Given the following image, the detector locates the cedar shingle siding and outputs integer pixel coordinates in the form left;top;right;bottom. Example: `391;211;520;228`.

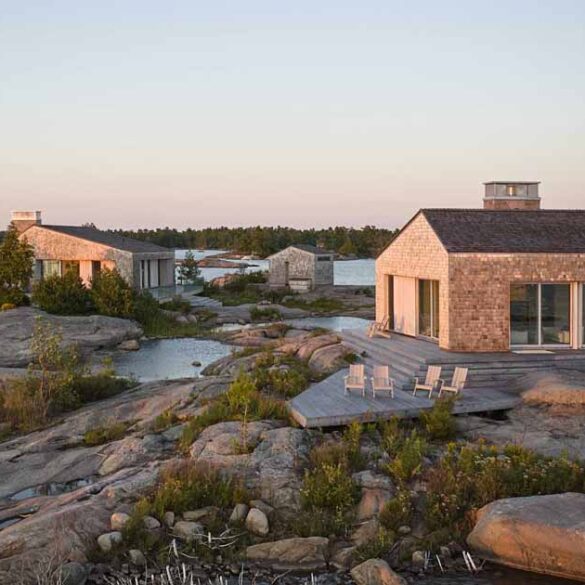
377;209;585;352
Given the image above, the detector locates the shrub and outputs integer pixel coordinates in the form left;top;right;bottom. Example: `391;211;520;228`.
379;489;413;531
152;409;180;432
251;353;312;398
380;416;408;457
385;430;427;483
90;268;134;317
420;397;456;441
250;306;282;322
343;421;366;470
179;372;289;450
146;461;240;519
160;296;191;314
354;527;395;563
299;461;359;536
426;441;585;539
32;272;93;315
83;420;132;446
282;297;345;313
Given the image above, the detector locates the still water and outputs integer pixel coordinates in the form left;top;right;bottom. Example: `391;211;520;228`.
175;250;375;286
112;338;233;382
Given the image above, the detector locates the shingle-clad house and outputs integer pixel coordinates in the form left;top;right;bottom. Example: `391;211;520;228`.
268;244;334;291
12;211;175;290
376;182;585;352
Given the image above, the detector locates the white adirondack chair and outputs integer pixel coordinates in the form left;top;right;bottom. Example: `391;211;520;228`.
438;367;468;397
344;364;366;396
412;365;442;398
367;316;391;339
370;365;395;399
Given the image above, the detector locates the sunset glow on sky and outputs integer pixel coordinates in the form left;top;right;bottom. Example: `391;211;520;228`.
1;1;584;229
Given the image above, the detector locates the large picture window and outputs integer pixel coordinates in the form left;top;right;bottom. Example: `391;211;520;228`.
510;283;570;346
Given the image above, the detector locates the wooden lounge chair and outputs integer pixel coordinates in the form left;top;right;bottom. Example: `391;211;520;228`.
438;367;468;398
370;365;395;399
367;316;391;339
344;364;366;396
412;365;442;398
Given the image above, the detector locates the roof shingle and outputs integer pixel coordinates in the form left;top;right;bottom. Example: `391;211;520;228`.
420;209;585;254
40;225;171;253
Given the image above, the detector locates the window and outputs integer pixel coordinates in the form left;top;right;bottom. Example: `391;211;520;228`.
62;261;80;276
317;256;331;262
510;284;570;346
42;260;61;278
506;185;517;196
418;279;440;339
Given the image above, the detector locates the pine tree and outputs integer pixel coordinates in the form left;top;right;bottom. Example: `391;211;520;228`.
178;250;200;284
0;226;35;306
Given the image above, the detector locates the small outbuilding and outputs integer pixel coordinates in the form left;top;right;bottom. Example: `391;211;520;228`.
268;244;334;291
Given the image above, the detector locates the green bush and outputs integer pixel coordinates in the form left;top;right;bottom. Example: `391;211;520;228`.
83;420;132;446
426;441;585;539
32;272;93;315
145;461;241;519
354;528;395;563
90;268;134;317
160;296;192;314
250;306;282;322
282;297;345;313
420;397;456;441
0;226;34;307
385;430;427;483
152;409;180;432
379;489;413;531
179;372;289;450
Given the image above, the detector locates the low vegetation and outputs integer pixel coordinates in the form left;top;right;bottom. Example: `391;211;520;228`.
83;420;133;446
295;423;364;537
250;306;282;322
425;441;585;538
0;319;134;435
281;297;346;313
179;371;290;450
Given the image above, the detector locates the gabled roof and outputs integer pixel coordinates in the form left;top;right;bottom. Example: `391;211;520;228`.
418;209;585;254
36;225;170;253
268;244;333;259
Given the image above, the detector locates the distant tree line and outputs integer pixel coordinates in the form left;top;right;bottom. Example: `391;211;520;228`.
112;225;399;258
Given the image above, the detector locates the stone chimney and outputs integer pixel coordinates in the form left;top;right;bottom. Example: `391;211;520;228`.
483;182;541;210
11;211;42;234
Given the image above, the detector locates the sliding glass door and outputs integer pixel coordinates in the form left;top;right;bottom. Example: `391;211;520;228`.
510;284;570;346
418;279;439;339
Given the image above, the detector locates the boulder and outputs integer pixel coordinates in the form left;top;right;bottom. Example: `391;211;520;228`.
0;307;143;368
183;506;219;524
61;561;89;585
245;508;269;536
173;521;204;542
351;517;380;547
97;531;123;553
129;549;147;567
296;334;339;361
229;503;249;524
246;537;329;571
249;499;275;520
189;422;310;512
110;512;131;531
118;339;140;351
351;559;406;585
142;515;161;530
356;488;393;522
163;511;175;528
467;492;585;582
331;546;355;570
308;343;352;375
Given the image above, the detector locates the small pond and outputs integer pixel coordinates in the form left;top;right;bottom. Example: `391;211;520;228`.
285;315;371;332
112;338;233;382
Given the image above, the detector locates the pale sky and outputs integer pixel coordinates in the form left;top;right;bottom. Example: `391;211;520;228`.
1;0;584;230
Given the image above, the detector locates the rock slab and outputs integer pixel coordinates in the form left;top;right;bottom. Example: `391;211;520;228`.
467;492;585;582
246;537;329;571
351;559;406;585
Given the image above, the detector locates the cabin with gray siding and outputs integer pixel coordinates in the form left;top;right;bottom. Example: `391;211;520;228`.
268;244;334;291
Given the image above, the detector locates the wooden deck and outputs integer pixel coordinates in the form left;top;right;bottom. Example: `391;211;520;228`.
289;328;585;428
289;369;519;428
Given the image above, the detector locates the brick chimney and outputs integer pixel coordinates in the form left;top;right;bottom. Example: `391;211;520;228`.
483;182;541;210
11;211;42;234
